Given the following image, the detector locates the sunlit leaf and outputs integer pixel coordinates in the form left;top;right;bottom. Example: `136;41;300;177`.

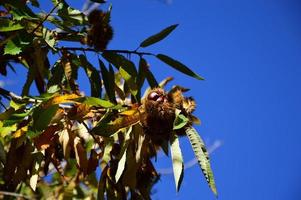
115;127;132;182
0;19;24;32
29;173;39;191
4;39;22;55
100;141;113;169
42;28;56;49
44;93;80;107
185;126;217;196
91;111;141;137
170;133;184;192
140;24;178;48
13;126;28;138
173;109;189;130
74;137;88;174
76;97;115;108
102;52;138;96
157;54;204;80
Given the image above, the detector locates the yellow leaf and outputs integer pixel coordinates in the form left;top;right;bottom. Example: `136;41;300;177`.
13;126;28;138
120;109;139;116
44;94;80;108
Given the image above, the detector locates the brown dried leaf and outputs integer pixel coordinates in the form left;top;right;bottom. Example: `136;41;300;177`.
34;125;60;150
74;137;88;175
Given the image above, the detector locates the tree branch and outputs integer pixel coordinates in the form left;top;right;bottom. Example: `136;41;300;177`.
0;87;41;104
58;47;155;56
0;191;31;200
31;2;60;34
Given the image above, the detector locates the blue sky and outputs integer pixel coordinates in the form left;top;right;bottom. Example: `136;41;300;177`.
2;0;301;199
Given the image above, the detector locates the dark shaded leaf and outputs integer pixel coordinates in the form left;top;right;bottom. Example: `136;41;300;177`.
102;52;138;96
7;0;37;20
79;55;102;97
140;24;178;48
140;58;158;88
32;105;59;131
22;66;35;96
157;54;204;80
99;59;116;103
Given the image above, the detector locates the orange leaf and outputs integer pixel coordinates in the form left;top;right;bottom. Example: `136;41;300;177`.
34;125;60;150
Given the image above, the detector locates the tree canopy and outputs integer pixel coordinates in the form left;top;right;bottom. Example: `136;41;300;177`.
0;0;217;199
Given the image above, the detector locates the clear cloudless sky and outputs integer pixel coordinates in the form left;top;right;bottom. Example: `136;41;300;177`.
2;0;301;199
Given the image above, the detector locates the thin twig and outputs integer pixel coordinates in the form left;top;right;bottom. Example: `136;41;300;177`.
30;2;60;34
0;191;31;199
58;47;155;56
0;87;41;104
82;121;103;148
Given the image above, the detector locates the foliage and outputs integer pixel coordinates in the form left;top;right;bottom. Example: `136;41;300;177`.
0;0;216;199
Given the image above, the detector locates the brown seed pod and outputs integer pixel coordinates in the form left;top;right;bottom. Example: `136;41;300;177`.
142;88;175;145
87;9;114;51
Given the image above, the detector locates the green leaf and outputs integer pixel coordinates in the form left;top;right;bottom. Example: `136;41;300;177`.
115;127;132;182
100;141;113;169
4;33;31;55
140;24;178;48
119;66;137;96
8;0;37;20
99;59;116;103
102;52;138;96
22;64;35;96
170;133;184;192
173;109;189;130
76;97;115;108
0;19;24;32
33;105;59;132
140;58;158;88
91;111;140;137
48;60;65;88
136;58;147;101
4;40;22;55
42;28;56;49
185;126;217;196
56;1;87;26
157;54;204;80
79;55;102;97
